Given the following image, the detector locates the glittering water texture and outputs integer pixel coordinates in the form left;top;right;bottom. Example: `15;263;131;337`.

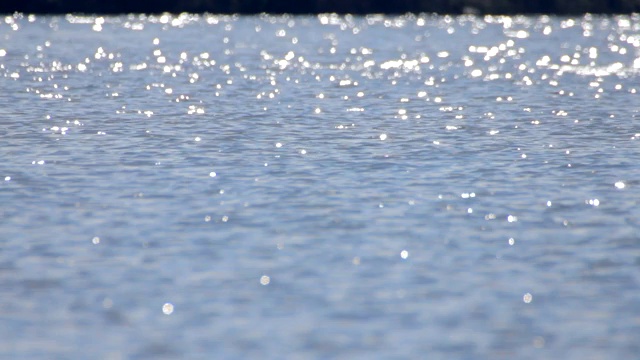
1;13;640;359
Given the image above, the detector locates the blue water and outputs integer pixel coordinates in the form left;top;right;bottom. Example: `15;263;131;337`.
1;13;640;359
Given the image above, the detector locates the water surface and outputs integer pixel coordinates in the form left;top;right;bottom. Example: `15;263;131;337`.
1;13;640;359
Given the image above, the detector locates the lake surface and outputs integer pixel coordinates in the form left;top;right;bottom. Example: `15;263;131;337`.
1;13;640;359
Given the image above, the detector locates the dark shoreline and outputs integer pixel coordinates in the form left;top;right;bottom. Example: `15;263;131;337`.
1;0;640;16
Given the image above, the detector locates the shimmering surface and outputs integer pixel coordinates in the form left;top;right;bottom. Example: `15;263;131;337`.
1;13;640;359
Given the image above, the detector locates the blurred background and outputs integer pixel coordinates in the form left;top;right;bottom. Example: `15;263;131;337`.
1;0;640;15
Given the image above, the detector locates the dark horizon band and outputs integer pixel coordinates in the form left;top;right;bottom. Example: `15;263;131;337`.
1;0;639;16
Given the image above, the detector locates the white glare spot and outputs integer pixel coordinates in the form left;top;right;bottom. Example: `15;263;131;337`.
162;303;174;315
508;238;515;245
194;136;201;142
547;201;552;207
533;336;545;348
4;176;10;181
507;215;518;222
614;181;625;189
275;142;283;148
102;298;113;309
92;237;100;245
260;275;270;285
209;172;217;177
400;250;409;259
204;215;211;222
300;149;307;155
588;199;600;206
523;293;533;303
379;133;387;140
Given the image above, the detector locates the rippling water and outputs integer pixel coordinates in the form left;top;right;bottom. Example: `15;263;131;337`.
1;13;640;359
